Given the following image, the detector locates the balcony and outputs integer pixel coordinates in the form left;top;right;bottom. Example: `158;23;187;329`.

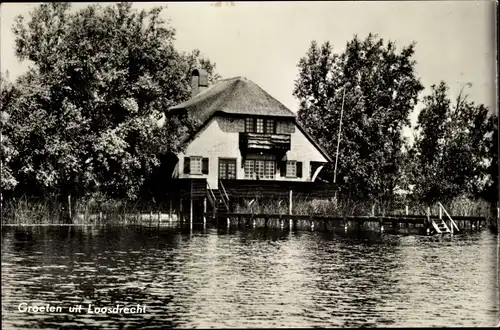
239;132;291;153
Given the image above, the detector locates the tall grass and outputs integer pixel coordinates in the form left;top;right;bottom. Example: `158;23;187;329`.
1;193;495;226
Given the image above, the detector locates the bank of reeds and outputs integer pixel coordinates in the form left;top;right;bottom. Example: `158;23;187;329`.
1;193;495;227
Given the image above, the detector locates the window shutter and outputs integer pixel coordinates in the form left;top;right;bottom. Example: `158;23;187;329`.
296;162;303;178
184;157;191;174
280;161;286;177
202;158;209;174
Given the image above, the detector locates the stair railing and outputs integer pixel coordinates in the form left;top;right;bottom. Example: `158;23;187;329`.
206;182;217;209
438;202;460;234
219;180;230;211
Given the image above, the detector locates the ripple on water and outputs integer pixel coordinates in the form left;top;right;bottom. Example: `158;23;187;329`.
1;227;498;329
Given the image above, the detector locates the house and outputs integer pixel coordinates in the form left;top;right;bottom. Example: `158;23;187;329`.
165;69;336;205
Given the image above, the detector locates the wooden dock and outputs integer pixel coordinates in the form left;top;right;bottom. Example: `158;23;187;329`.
208;212;486;234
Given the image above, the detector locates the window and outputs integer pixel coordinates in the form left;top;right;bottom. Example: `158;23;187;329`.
245;118;254;132
286;160;297;177
265;119;275;134
264;161;275;179
256;118;264;133
184;157;209;175
219;159;236;179
245;159;275;179
281;160;303;178
190;156;202;174
244;160;255;179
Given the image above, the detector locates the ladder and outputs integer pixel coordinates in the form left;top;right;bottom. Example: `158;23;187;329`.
431;218;451;234
430;202;460;234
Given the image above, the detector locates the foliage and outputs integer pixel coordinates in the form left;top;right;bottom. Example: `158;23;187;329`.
293;34;424;203
6;2;219;208
409;82;496;205
1;75;19;192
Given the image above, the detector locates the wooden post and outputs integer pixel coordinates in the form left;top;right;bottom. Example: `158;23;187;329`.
439;205;442;221
179;198;183;222
405;205;409;216
289;190;293;218
289;218;293;231
169;199;173;222
158;211;161;228
189;198;193;224
203;198;207;225
99;212;102;223
68;194;72;220
149;211;153;227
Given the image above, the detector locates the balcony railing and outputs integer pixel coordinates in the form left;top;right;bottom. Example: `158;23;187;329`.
239;132;291;152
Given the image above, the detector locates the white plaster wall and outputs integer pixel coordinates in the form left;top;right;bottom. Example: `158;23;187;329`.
177;115;328;187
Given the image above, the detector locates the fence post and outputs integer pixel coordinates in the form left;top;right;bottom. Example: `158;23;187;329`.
405;205;409;216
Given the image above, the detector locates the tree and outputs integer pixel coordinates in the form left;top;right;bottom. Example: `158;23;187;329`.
8;2;220;219
410;82;495;205
1;74;19;194
293;34;424;205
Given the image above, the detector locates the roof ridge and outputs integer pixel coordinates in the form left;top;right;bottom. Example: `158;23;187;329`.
219;76;245;82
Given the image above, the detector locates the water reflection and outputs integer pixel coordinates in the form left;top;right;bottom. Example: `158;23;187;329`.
1;226;499;329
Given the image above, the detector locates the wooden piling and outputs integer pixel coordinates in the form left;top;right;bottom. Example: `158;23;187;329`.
189;198;193;224
203;198;207;224
169;199;173;222
149;211;153;227
179;198;183;222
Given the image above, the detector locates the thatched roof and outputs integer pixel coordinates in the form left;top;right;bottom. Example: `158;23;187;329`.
169;76;296;122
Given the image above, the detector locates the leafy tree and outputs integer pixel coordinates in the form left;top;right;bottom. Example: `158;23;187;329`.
410;82;495;205
8;2;219;219
293;34;424;205
1;74;19;194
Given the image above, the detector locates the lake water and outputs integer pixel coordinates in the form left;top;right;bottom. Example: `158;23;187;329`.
1;225;499;328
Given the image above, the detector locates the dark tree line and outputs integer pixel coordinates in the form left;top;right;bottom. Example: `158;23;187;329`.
294;34;497;209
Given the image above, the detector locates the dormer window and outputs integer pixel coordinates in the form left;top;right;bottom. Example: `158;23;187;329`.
245;117;275;134
256;118;264;133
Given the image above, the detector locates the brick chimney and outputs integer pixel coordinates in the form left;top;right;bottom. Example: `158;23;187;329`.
191;69;209;97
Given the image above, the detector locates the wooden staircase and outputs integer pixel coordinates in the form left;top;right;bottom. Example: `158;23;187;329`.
429;202;460;235
206;181;230;213
431;218;451;234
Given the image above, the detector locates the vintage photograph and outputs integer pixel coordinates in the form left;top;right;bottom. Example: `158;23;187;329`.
1;1;498;328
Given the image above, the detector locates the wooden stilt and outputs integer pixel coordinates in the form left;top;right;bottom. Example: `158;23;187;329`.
179;198;183;222
169;199;173;222
203;198;207;225
189;198;193;224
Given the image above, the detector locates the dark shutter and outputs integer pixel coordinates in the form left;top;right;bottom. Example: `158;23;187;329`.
202;158;209;174
280;161;286;177
184;157;191;174
296;162;303;178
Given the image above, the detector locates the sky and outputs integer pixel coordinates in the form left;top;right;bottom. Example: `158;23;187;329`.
0;1;497;141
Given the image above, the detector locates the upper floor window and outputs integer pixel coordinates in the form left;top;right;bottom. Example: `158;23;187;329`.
245;117;275;134
256;118;264;133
